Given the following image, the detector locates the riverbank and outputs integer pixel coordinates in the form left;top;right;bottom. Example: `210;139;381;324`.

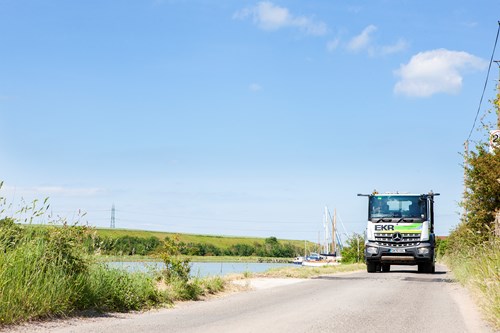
97;255;294;263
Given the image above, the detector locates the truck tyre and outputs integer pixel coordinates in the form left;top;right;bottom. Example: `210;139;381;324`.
367;262;377;273
381;264;390;272
418;263;434;273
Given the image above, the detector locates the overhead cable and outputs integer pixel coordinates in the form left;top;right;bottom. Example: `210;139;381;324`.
467;21;500;142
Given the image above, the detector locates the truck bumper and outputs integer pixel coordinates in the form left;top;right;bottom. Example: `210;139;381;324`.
364;242;434;265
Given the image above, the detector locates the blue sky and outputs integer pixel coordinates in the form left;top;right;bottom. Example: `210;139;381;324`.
1;0;499;242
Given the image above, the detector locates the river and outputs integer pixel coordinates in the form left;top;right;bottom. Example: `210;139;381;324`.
107;261;297;277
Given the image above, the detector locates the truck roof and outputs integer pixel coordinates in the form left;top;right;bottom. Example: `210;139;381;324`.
357;192;439;197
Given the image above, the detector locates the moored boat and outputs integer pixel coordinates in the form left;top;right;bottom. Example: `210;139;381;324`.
292;256;304;264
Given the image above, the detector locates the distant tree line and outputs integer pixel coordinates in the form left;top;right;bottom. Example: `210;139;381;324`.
89;235;301;258
90;235;162;256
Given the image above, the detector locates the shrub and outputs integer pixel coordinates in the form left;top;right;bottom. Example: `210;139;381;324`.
340;233;365;264
161;237;191;283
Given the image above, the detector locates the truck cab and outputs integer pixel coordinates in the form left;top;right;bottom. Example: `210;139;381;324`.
358;192;439;273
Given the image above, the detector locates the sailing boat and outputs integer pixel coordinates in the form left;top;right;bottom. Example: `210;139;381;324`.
302;207;341;267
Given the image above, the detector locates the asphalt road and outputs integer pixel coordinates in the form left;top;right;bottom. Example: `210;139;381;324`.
9;264;495;333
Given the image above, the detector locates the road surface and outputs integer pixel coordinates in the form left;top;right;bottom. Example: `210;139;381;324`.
8;264;495;333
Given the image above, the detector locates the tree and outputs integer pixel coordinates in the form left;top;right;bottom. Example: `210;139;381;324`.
340;233;365;263
462;144;500;238
449;83;500;251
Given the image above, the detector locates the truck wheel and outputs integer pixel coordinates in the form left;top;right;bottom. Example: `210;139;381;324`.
418;263;434;273
367;262;377;273
381;264;390;272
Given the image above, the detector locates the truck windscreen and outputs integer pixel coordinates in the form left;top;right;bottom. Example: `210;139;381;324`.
369;195;427;220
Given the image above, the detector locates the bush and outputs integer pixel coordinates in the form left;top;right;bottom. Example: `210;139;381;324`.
340;233;365;264
161;237;191;283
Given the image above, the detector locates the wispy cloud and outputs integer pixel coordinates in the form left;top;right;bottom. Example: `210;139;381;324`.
0;95;15;101
380;39;409;55
3;185;106;197
233;1;327;36
249;83;262;92
394;49;487;97
326;38;340;52
341;25;408;56
347;25;377;52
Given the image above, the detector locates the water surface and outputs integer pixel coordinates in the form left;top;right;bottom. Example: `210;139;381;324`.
107;261;296;277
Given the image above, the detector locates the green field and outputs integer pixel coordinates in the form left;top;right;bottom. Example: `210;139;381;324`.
94;227;314;251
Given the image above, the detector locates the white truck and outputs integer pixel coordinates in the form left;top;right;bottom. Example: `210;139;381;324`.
358;192;439;273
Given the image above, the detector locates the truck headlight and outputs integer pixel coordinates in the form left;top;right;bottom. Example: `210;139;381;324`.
366;246;378;254
418;247;430;255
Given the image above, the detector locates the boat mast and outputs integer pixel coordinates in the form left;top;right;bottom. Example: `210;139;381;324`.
323;206;330;254
332;208;337;256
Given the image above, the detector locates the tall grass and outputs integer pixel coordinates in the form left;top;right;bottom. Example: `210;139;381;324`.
81;265;164;311
0;218;228;326
0;220;91;324
445;236;499;330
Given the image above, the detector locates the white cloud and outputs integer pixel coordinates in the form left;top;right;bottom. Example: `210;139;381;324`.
249;83;262;92
394;49;487;97
233;2;327;36
347;25;377;52
326;38;340;52
380;39;409;55
343;26;407;56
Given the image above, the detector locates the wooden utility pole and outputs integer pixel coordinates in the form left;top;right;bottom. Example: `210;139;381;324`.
495;61;500;129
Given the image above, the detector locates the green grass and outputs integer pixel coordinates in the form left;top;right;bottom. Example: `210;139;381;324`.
256;263;365;279
0;222;225;326
444;238;499;330
94;227;312;250
0;220;362;328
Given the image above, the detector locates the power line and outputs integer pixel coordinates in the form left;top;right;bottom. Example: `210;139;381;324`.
467;21;500;142
114;209;321;224
113;210;367;225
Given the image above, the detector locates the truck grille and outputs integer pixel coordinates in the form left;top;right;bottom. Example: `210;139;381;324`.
374;233;421;247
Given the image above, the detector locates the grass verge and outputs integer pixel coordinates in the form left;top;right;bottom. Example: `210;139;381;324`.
0;221;226;327
0;219;362;327
236;263;365;279
444;238;499;330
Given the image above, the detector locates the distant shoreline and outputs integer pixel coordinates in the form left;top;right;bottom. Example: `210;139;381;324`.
96;254;294;263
